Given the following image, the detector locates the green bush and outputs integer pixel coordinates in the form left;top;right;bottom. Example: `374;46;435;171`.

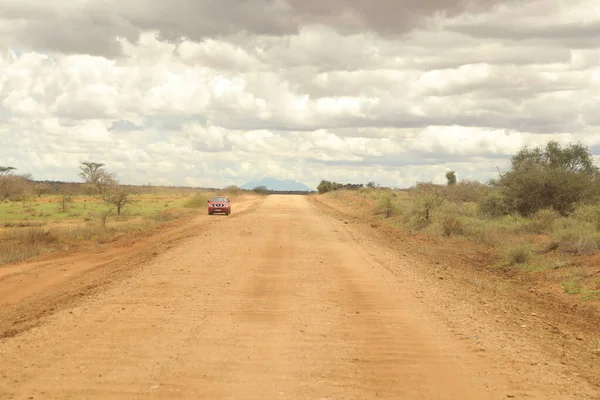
551;225;600;255
498;141;599;216
520;209;561;234
442;214;464;237
252;186;270;195
411;193;444;229
184;193;211;208
376;191;395;218
444;180;490;203
572;203;600;231
478;191;509;218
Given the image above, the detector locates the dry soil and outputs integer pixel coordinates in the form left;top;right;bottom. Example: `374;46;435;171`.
0;195;598;399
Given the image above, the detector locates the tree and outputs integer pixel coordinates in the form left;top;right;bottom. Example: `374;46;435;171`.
79;161;116;195
412;182;445;227
317;180;335;194
366;181;380;189
316;180;363;194
499;141;599;216
0;167;33;202
103;186;133;216
445;171;457;186
252;185;270;194
511;141;597;174
57;184;77;212
0;166;16;176
33;183;52;197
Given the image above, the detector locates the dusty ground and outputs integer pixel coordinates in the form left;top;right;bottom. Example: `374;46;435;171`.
0;195;598;399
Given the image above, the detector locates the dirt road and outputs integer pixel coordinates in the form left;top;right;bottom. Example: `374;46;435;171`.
0;195;597;399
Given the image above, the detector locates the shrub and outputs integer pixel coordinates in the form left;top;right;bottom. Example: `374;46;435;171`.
411;193;444;229
551;226;600;255
478;191;509;219
498;141;599;216
184;193;211;208
520;209;561;234
252;186;270;195
445;180;490;203
223;185;242;195
572;204;600;231
442;214;464;237
150;210;178;224
0;227;57;265
376;191;395;218
4;227;58;245
317;180;364;194
0;242;47;264
505;244;533;265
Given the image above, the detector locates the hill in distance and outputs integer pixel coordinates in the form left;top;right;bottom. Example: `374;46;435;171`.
240;178;314;192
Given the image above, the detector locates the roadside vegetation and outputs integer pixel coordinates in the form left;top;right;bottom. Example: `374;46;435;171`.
0;162;250;265
317;141;600;302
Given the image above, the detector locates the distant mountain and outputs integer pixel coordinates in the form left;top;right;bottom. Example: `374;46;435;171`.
240;178;314;192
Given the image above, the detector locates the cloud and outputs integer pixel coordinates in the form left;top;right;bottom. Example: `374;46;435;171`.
0;0;506;57
1;0;600;189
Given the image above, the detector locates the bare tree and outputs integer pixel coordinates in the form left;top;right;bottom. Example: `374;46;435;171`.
57;184;77;213
103;185;133;216
79;161;116;195
58;192;73;213
99;209;113;227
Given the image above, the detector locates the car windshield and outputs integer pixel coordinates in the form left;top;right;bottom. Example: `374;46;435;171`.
211;197;228;202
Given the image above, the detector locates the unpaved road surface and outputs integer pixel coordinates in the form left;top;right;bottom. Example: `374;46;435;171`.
0;195;598;399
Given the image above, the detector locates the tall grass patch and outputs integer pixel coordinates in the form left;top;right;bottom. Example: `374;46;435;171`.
550;219;600;255
375;190;396;218
184;193;212;208
505;244;533;265
1;227;58;264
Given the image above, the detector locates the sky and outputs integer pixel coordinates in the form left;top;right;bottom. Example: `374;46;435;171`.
1;0;600;189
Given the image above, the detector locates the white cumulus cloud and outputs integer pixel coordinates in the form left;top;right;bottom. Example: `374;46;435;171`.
1;0;600;189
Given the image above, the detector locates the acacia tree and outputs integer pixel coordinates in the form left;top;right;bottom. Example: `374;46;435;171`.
79;161;116;195
33;183;52;197
499;141;599;216
0;166;16;176
103;185;133;216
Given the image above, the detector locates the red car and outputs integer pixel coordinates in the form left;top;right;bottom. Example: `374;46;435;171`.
207;196;232;215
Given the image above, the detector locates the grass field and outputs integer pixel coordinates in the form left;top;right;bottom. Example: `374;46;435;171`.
323;187;600;303
0;194;194;224
0;189;236;265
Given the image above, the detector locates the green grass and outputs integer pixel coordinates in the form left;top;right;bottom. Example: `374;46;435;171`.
0;207;196;266
582;289;600;301
184;193;212;208
323;187;600;304
504;244;533;266
0;193;205;266
563;280;583;294
0;194;192;223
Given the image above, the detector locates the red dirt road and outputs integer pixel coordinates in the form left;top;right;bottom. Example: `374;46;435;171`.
0;195;598;399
